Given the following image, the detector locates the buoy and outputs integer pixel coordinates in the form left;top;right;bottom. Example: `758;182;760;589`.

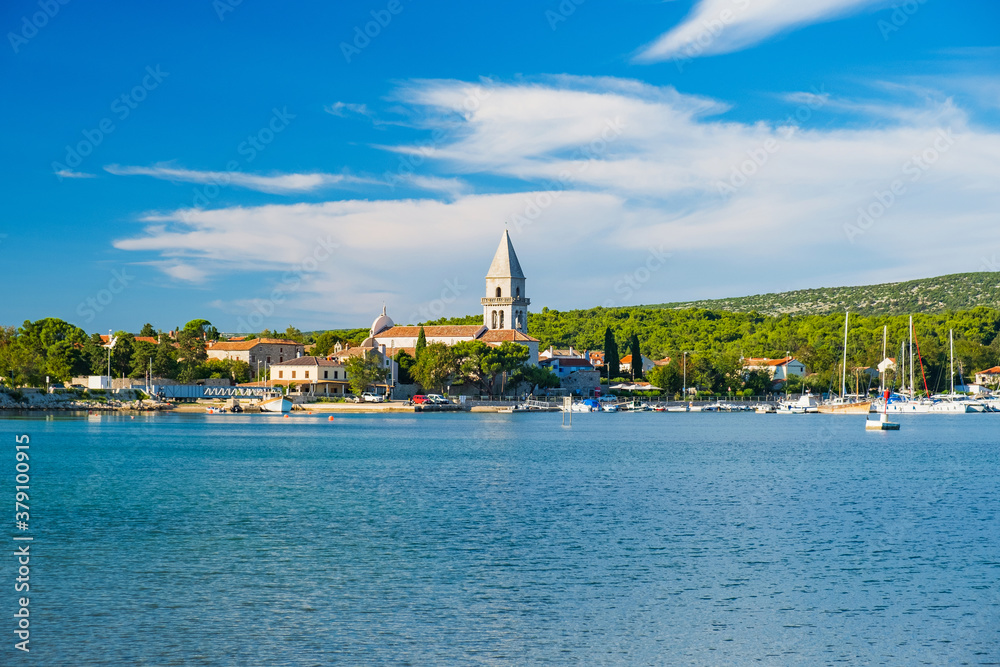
328;415;334;421
284;414;290;419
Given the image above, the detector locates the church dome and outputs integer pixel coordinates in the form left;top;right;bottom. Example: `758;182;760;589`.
370;305;394;336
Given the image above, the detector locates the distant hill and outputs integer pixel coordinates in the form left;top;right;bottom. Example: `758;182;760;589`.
649;273;1000;316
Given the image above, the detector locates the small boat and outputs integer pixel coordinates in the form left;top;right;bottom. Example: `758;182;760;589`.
601;404;619;413
817;397;872;414
205;406;226;414
755;404;776;414
259;396;292;413
777;392;819;414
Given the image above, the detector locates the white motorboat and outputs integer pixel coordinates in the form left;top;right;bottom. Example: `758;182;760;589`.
259;395;292;413
777;392;819;414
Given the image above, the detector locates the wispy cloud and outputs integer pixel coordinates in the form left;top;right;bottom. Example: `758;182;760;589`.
324;101;373;118
112;77;1000;325
54;169;96;179
104;164;372;194
634;0;888;63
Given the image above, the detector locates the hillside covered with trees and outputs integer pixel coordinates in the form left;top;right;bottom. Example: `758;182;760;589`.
423;305;1000;396
651;272;1000;316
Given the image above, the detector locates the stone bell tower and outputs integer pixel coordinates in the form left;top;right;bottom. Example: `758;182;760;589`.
482;230;529;333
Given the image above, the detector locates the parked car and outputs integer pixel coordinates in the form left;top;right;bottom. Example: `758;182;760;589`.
411;395;430;404
361;392;384;403
425;394;450;405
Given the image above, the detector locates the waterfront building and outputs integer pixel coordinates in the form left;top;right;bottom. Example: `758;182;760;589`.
206;337;305;369
741;356;806;380
620;354;655;375
268;356;350;396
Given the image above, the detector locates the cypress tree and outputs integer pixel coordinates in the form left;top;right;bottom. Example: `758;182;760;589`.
629;332;642;380
415;326;427;362
604;326;620;381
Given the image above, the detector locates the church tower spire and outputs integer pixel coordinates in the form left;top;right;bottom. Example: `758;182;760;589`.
482;230;529;333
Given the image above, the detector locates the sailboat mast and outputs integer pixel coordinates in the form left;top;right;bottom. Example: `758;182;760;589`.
909;315;914;398
950;329;954;395
841;310;849;399
881;325;887;394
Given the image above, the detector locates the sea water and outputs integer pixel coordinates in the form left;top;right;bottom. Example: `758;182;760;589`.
1;411;998;665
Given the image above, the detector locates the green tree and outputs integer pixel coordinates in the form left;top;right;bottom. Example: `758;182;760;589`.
604;327;619;380
411;342;455;393
183;319;219;341
312;331;344;357
107;331;135;378
344;350;388;396
394;350;416;384
129;340;158;378
176;329;208;383
139;323;157;337
151;335;179;378
283;326;305;343
628;332;642;380
452;340;529;397
415;327;427;361
647;360;681;394
509;364;561;394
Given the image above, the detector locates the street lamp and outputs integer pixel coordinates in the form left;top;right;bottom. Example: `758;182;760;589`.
682;351;687;401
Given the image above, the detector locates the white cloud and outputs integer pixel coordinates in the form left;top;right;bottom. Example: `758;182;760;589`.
54;169;96;179
634;0;888;63
160;263;209;283
113;77;1000;329
104;164;372;194
324;102;373;118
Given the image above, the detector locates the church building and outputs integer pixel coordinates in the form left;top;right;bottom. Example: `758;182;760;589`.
369;231;539;364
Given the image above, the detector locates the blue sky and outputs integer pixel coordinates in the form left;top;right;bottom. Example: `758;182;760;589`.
3;0;999;334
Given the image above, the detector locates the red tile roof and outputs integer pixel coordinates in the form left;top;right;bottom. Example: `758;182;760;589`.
100;335;159;344
208;338;303;351
743;356;796;367
977;366;1000;375
377;325;486;338
478;329;539;343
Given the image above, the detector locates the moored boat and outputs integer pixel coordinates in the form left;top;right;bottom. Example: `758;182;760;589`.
259;395;292;413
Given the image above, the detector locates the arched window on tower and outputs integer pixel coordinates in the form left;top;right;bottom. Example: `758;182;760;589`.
496;287;501;298
492;310;498;329
499;311;504;329
515;287;520;298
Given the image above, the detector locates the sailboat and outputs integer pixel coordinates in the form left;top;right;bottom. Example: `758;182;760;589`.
928;330;985;413
818;310;872;414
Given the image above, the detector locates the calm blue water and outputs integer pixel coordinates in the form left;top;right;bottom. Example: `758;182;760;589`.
2;411;999;665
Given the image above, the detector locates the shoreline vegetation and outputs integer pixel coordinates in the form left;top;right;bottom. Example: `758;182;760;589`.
3;273;1000;400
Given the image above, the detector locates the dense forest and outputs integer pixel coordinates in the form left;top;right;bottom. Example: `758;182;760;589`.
653;272;1000;316
4;301;1000;397
422;306;1000;395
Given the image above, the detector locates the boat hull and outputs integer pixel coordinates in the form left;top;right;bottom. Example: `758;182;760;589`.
259;397;292;413
818;401;872;414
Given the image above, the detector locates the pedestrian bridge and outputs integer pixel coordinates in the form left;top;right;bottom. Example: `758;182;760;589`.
152;385;273;399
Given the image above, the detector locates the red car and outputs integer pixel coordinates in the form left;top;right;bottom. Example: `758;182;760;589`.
411;395;430;404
